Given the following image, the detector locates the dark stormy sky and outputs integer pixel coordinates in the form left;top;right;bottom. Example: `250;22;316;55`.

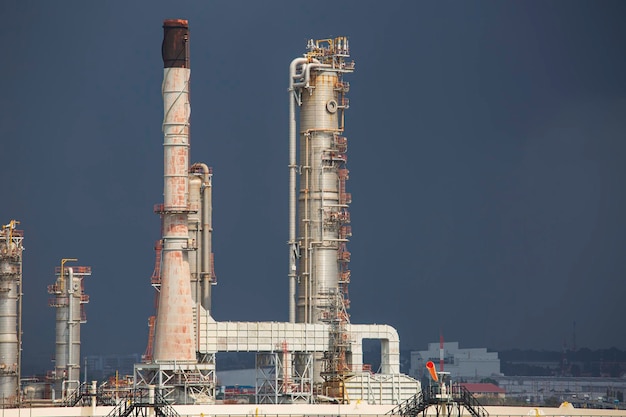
2;1;625;374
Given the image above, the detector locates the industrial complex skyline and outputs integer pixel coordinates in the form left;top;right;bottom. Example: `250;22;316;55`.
1;1;625;375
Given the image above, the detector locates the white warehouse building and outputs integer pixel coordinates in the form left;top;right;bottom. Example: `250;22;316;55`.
410;342;501;380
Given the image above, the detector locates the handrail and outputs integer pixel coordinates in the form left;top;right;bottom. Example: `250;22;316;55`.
105;389;181;417
387;384;488;417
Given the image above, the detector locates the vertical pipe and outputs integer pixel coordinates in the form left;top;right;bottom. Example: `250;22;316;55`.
70;269;81;387
190;162;213;312
54;269;68;396
67;267;73;389
15;236;24;407
153;19;196;362
288;58;307;323
200;165;212;312
16;240;22;405
188;175;202;303
64;267;81;391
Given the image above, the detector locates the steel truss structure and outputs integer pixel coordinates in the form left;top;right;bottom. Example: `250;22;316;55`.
133;358;216;405
256;351;313;404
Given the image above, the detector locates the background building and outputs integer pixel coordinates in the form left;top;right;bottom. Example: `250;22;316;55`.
410;342;501;380
492;375;626;406
84;354;141;381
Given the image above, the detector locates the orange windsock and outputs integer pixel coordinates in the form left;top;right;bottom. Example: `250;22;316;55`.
426;361;438;382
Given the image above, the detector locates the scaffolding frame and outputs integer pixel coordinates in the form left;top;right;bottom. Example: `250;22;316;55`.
319;288;353;403
133;358;216;405
256;351;313;404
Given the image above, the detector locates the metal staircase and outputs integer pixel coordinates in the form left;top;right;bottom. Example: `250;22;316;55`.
387;384;488;417
105;390;180;417
388;390;429;416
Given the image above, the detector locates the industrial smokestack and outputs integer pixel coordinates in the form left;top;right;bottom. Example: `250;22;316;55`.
153;19;196;362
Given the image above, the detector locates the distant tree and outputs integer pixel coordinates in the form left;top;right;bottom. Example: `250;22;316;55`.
480;377;498;386
591;362;601;377
575;347;593;362
544;396;560;407
501;363;553;377
609;363;622;378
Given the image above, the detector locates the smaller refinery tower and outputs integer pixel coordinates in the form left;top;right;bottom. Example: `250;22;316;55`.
47;259;91;399
0;220;23;404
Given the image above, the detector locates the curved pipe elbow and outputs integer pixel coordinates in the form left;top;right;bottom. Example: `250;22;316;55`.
289;58;308;90
290;58;329;90
190;162;211;185
190;162;209;174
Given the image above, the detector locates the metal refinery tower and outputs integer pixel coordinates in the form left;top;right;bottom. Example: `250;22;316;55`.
288;38;354;326
0;221;23;403
47;259;91;399
288;39;355;395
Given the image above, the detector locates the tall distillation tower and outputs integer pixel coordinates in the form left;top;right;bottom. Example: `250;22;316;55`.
47;259;91;399
288;38;354;393
0;220;23;403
